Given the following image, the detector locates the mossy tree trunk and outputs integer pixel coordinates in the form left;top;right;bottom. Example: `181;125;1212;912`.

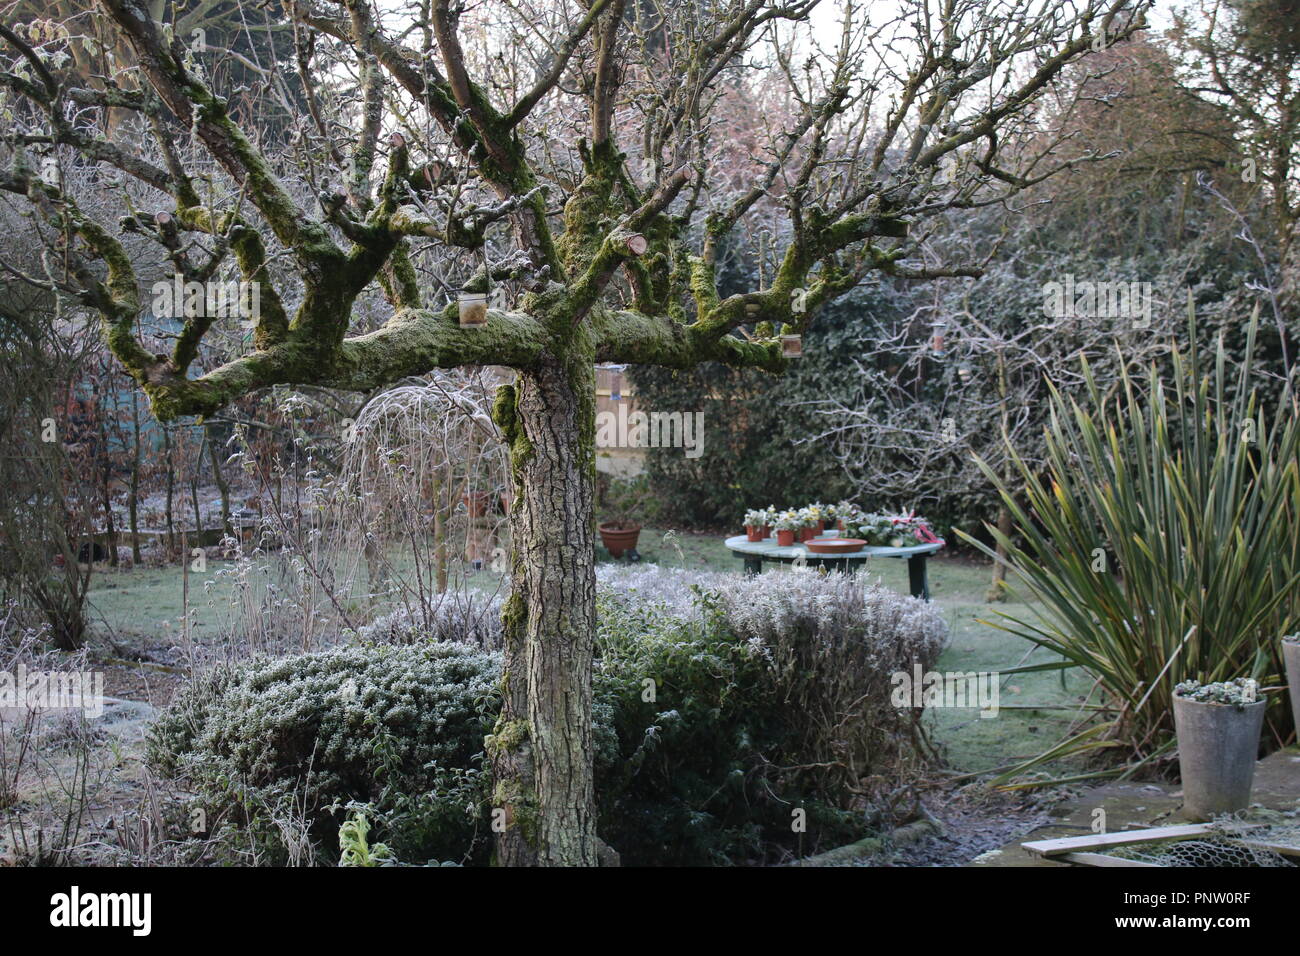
490;336;598;866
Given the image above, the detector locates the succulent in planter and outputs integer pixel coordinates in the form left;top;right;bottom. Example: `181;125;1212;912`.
1172;677;1268;822
1173;677;1261;709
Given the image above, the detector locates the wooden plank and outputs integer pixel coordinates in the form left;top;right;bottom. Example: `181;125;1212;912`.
1022;824;1215;858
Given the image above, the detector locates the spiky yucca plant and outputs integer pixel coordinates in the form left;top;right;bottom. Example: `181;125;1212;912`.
964;307;1300;778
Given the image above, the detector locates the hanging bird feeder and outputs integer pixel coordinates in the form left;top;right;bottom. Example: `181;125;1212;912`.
931;319;947;354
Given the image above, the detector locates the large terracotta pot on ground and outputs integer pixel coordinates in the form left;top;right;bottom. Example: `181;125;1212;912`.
599;522;641;558
1172;695;1266;822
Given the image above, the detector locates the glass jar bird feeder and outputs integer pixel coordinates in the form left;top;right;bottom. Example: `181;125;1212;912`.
458;290;488;327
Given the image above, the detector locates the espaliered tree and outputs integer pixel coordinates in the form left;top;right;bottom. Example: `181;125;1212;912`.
0;0;1148;864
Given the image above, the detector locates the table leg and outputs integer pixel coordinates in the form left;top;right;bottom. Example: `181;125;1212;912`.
743;556;763;576
908;554;930;600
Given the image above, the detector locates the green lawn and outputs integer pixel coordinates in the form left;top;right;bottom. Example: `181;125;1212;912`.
87;527;1090;777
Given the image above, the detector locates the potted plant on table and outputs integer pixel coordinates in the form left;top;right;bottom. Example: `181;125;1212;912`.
743;508;768;542
845;512;888;546
834;501;860;532
805;502;829;536
796;506;819;542
773;510;801;547
1172;678;1268;822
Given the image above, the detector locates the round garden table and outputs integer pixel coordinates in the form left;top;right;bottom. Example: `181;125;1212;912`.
724;533;944;600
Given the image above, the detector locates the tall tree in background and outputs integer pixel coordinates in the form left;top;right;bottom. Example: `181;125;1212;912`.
1171;0;1300;306
1;0;1148;864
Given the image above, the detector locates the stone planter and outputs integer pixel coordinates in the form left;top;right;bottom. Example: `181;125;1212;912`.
1173;695;1266;822
1284;639;1300;733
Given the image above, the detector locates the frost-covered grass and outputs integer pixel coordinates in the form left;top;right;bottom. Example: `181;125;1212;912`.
86;530;1080;777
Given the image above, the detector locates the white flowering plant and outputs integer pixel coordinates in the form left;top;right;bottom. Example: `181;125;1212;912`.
772;510;803;532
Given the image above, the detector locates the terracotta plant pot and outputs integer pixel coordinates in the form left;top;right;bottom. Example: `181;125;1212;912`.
599;522;641;558
776;529;796;547
745;525;763;542
798;526;816;542
814;520;825;535
762;525;772;538
462;491;492;517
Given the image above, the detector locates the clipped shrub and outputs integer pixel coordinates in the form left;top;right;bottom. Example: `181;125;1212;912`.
593;568;947;863
356;590;504;649
150;569;947;865
146;642;501;865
